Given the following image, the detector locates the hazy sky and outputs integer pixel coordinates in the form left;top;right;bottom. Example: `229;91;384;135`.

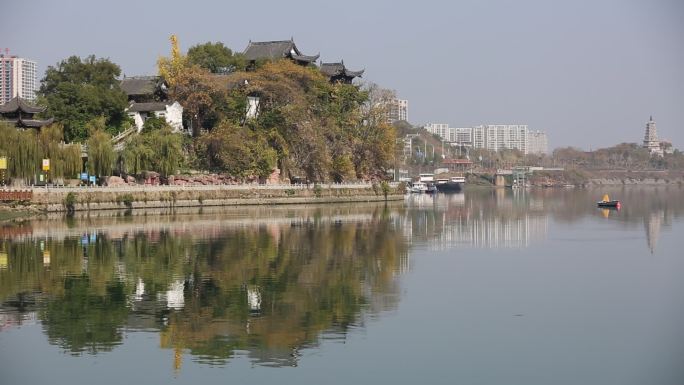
2;0;682;150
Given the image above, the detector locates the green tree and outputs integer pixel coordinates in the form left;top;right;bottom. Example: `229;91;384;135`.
187;41;246;73
38;55;128;142
0;123;41;184
196;121;276;180
121;134;153;175
39;124;82;180
147;126;184;179
86;118;115;179
121;122;184;179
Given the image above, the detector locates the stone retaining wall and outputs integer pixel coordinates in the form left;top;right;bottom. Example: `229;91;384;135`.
27;184;403;212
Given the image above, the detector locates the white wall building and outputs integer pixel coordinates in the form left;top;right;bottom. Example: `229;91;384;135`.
0;55;38;104
127;101;184;133
427;123;548;155
527;130;548;155
425;123;473;145
476;124;528;154
387;99;408;123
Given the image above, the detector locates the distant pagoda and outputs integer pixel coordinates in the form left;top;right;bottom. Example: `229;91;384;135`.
243;39;319;68
643;115;663;156
0;97;53;129
319;60;364;84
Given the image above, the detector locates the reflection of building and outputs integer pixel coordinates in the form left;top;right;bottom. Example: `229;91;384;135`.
403;194;548;249
0;54;38;103
427;214;547;249
644;211;663;254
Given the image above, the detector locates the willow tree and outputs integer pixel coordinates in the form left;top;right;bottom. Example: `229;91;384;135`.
121;134;153;176
0;123;41;184
39;124;83;180
86;118;115;179
147;126;184;179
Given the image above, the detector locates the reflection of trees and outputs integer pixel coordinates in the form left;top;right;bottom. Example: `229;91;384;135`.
40;276;128;354
160;214;407;367
0;207;408;366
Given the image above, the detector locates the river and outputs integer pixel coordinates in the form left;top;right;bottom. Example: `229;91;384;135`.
1;186;683;385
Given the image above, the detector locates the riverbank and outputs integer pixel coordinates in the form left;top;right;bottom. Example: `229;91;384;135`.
1;183;404;214
464;169;684;187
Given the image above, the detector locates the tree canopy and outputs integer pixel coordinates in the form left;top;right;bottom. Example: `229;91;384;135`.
38;55;128;142
187;41;245;74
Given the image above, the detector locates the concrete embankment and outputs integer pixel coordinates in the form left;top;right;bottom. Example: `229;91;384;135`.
21;183;403;212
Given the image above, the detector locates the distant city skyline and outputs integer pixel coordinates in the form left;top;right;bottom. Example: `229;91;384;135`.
1;0;682;150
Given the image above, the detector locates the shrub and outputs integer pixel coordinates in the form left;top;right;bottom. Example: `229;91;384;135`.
380;181;391;200
117;193;134;209
63;192;77;214
313;183;323;198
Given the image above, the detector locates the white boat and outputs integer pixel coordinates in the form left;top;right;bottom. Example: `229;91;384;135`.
418;173;435;182
409;181;428;193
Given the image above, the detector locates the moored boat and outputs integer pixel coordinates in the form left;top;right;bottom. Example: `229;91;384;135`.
409;181;428;193
597;194;621;208
436;176;465;193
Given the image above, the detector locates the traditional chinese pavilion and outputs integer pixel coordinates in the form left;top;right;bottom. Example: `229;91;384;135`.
0;97;53;129
319;61;364;84
243;39;319;67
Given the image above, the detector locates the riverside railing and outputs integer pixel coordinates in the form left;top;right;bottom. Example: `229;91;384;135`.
24;182;399;193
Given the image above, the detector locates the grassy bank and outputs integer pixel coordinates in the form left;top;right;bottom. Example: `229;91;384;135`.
0;207;40;222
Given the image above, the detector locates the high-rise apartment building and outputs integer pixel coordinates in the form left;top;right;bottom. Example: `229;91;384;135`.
476;124;528;154
386;99;408;123
426;123;548;155
527;130;548;155
424;123;472;145
0;54;38;104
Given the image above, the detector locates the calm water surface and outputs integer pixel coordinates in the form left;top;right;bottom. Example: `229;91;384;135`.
1;187;683;385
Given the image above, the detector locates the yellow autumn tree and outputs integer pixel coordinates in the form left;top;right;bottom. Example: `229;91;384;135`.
157;34;188;87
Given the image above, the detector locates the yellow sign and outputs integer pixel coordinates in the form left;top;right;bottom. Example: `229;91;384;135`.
0;157;6;170
42;159;50;171
0;252;7;269
43;251;51;266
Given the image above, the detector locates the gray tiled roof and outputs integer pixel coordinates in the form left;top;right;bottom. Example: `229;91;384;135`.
127;101;173;112
243;40;319;63
120;76;164;96
0;97;45;114
19;117;54;128
320;61;364;78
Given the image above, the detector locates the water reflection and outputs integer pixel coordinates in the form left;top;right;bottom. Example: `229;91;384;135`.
0;205;409;369
404;192;548;249
403;186;683;252
1;186;683;371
